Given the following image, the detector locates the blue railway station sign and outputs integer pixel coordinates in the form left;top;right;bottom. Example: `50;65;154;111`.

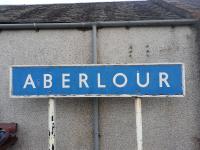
10;64;185;97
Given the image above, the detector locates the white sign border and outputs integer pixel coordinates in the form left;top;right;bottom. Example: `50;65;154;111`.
10;63;185;98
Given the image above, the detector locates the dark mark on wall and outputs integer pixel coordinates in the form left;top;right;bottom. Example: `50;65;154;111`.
129;45;133;58
146;44;150;57
146;49;150;57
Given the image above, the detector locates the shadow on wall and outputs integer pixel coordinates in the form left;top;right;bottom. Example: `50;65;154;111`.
193;137;200;150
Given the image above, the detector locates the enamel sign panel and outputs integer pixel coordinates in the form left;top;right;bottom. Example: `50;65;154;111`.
10;64;185;98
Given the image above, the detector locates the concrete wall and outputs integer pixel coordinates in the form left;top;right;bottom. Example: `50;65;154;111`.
0;26;199;150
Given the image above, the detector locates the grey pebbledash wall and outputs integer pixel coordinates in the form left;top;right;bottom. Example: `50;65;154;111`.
0;26;199;150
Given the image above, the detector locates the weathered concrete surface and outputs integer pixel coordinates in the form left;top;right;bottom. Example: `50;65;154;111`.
98;26;200;150
0;30;93;150
0;26;199;150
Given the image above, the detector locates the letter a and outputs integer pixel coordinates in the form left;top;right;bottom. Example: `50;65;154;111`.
23;74;36;89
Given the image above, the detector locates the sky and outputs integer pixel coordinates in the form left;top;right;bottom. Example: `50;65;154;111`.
0;0;146;5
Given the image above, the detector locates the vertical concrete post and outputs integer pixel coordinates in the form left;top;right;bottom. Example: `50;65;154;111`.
135;97;143;150
48;98;56;150
93;98;99;150
92;24;99;150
